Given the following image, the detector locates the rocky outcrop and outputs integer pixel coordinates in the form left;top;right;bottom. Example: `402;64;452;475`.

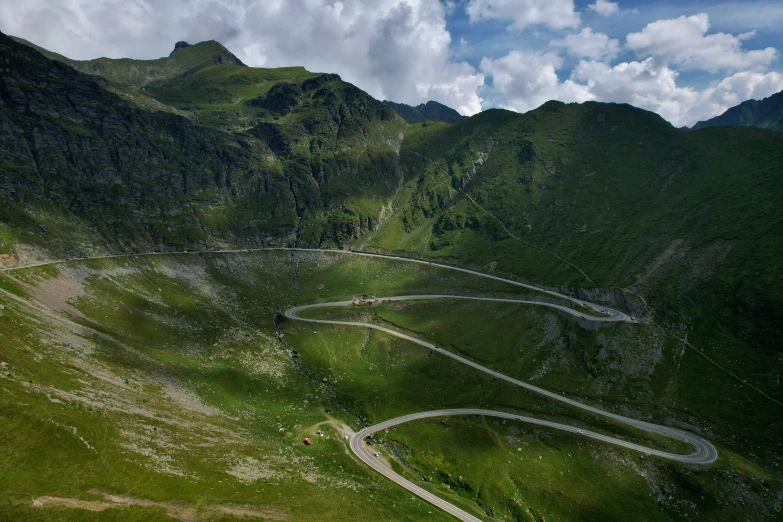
172;41;192;52
555;285;648;319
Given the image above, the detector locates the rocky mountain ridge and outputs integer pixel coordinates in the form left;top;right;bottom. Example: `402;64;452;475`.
11;36;247;88
692;89;783;131
382;99;466;124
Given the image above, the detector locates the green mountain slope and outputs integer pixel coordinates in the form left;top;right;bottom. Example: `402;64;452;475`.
692;90;783;131
0;31;405;258
2;252;781;522
2;32;783;522
383;100;466;124
364;101;783;431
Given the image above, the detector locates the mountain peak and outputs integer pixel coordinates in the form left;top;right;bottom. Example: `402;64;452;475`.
167;39;246;67
383;99;465;124
172;41;192;52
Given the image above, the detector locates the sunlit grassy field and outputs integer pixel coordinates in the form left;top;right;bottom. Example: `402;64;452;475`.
0;251;780;521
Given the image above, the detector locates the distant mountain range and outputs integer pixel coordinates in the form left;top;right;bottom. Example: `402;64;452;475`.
12;35;464;126
11;36;247;88
382;100;466;124
692;90;783;132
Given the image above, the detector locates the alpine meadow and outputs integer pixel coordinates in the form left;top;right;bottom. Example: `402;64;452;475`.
1;8;782;521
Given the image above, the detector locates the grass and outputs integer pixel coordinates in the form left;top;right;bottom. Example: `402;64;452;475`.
1;252;781;520
360;103;783;457
302;297;783;465
0;252;465;521
3;34;783;519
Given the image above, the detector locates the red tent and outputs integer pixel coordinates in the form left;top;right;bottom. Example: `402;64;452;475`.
303;438;312;445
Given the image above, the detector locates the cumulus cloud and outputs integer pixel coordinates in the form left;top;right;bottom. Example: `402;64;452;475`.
587;0;619;17
2;1;781;128
0;0;484;115
693;70;783;122
569;58;783;126
480;46;783;126
480;50;592;113
626;13;777;72
465;0;580;30
551;27;620;61
570;59;700;125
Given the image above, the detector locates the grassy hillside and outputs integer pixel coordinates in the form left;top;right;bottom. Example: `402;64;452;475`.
0;32;406;261
2;32;783;522
362;102;783;427
302;298;783;472
1;252;780;521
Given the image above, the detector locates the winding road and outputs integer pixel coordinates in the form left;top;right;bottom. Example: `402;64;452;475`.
284;294;717;520
0;247;715;521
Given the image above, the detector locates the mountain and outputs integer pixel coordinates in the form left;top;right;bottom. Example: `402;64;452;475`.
692;89;783;131
0;32;405;256
2;31;783;522
363;101;783;463
383;99;466;124
12;36;246;88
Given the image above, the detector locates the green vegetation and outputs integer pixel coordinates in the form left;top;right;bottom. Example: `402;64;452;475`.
363;103;783;460
1;33;406;256
0;252;466;521
2;251;779;521
301;298;783;471
2;30;783;522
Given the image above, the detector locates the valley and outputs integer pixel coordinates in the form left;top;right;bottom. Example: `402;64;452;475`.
1;249;780;520
1;28;782;522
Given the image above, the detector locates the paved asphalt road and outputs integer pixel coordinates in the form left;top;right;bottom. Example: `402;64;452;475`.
286;296;717;521
350;409;716;522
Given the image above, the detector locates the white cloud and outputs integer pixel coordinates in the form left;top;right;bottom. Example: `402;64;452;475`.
480;50;592;113
2;0;782;128
588;0;619;17
479;48;783;127
693;69;783;122
551;27;620;61
571;59;700;125
0;0;485;115
705;1;783;31
570;58;783;126
626;13;777;72
465;0;580;30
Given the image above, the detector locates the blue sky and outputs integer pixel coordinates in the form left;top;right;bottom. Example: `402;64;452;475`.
446;0;783;90
1;0;782;126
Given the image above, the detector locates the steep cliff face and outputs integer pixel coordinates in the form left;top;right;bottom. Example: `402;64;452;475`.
0;32;404;259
